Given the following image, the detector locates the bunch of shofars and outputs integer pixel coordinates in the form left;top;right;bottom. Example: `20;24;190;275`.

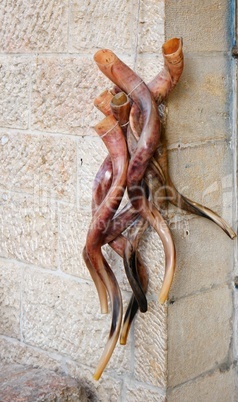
83;38;236;380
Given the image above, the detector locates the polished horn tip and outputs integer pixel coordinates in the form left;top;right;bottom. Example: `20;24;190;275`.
230;230;237;240
119;337;127;346
158;293;167;305
93;371;101;381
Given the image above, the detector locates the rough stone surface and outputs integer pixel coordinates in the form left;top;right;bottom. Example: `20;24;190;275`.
22;268;130;376
0;192;58;269
168;142;233;218
0;337;62;372
66;362;122;402
235;364;238;402
69;0;137;53
0;338;123;401
165;0;231;53
65;135;103;277
0;132;77;202
0;363;88;402
138;0;164;53
0;56;30;129
135;54;164;83
134;300;167;387
0;260;21;339
234;288;238;364
59;203;91;279
169;217;234;300
166;54;232;146
168;286;233;387
167;368;235;402
138;226;165;296
32;57;108;134
0;1;68;52
165;2;236;398
78;135;108;212
125;382;166;402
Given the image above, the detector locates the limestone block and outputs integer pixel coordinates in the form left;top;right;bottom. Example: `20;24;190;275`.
165;0;230;52
0;132;77;203
0;363;88;402
66;362;122;402
134;300;167;387
138;226;165;296
0;0;68;52
234;289;238;362
0;260;21;339
22;269;131;376
169;217;234;300
167;368;235;402
69;0;138;53
78;135;108;213
168;286;233;387
138;0;164;53
125;382;166;402
165;54;232;145
135;54;164;83
0;57;30;129
0;337;62;372
32;57;108;134
168;142;233;218
236;365;238;401
59;203;91;279
0;192;58;269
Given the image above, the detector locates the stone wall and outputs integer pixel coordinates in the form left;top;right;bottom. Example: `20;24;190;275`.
0;1;167;401
165;1;237;401
0;1;237;401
